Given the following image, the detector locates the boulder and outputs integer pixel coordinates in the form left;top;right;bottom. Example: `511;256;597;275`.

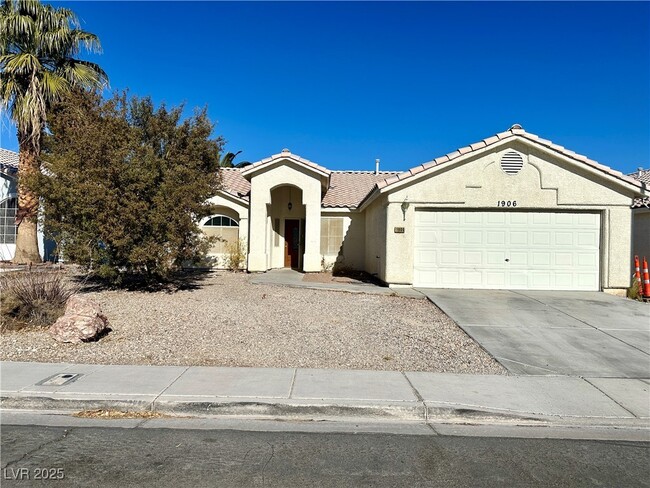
65;294;103;317
49;295;108;343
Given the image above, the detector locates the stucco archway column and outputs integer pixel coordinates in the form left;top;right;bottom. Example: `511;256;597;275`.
303;202;321;272
247;186;270;271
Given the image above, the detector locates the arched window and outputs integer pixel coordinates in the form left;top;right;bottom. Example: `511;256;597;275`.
203;215;239;227
0;197;17;244
201;214;239;253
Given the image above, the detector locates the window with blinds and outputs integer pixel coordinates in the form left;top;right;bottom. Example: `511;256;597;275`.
0;197;17;244
320;217;344;255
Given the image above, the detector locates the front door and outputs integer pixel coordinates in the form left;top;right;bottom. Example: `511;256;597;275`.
284;219;300;269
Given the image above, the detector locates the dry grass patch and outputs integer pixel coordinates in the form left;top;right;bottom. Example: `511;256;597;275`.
73;409;170;419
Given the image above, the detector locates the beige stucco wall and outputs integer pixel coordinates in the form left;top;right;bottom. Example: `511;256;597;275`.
363;198;387;279
375;140;637;291
247;161;323;272
320;211;366;271
632;209;650;264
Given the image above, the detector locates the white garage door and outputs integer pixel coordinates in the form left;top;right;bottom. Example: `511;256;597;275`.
413;210;600;290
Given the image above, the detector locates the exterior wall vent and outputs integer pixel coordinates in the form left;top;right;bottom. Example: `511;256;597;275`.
500;151;524;175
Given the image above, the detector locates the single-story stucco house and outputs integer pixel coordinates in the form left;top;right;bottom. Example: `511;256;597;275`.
205;125;648;295
2;125;648;294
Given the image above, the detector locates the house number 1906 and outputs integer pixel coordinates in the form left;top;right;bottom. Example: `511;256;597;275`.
497;200;517;207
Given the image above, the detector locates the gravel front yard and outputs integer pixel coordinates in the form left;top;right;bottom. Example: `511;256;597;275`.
1;272;505;373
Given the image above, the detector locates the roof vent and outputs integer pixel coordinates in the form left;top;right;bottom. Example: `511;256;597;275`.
509;124;523;131
281;148;291;154
500;151;524;175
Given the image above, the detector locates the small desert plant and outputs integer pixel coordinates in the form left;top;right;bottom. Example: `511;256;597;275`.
0;271;77;329
627;276;643;301
224;239;247;271
320;256;334;272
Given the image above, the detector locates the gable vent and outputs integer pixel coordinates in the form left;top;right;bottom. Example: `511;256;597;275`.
500;151;524;175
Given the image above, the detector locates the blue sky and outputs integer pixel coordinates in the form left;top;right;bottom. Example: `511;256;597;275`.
1;1;648;173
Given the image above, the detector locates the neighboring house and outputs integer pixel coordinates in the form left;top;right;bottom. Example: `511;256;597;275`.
629;168;650;262
206;125;647;294
0;148;51;262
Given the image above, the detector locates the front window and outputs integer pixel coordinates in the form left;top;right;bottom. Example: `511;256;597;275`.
0;197;17;244
320;217;344;255
202;215;239;253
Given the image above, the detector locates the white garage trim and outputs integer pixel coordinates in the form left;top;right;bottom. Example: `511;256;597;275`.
414;209;601;291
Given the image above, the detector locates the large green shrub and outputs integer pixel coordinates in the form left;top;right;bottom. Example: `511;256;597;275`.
33;90;224;282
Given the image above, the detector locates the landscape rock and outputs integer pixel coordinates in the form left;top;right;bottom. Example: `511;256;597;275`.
49;295;108;343
65;294;103;317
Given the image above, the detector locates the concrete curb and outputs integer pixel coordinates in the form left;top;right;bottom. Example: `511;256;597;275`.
4;394;649;431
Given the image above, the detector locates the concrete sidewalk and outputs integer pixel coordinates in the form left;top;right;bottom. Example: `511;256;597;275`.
1;362;648;431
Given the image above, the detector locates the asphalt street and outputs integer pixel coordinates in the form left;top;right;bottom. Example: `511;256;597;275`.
2;421;649;487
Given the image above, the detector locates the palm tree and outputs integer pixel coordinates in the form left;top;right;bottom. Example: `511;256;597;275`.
219;150;251;168
0;0;108;263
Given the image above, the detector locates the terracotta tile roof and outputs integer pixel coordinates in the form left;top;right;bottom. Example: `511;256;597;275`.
219;167;250;201
241;149;331;178
0;148;18;174
629;169;650;208
322;171;401;208
219;166;399;208
373;125;644;192
629;168;650;185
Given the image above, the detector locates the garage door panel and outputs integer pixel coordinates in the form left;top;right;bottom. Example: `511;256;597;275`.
463;213;482;224
531;232;551;246
509;271;528;288
554;232;574;246
555;273;573;288
486;271;507;286
441;213;460;224
532;214;551;225
529;272;552;288
577;253;597;267
555;213;574;225
417;229;437;244
508;251;528;266
440;250;460;266
487;213;506;224
463;230;483;245
577;273;598;288
464;270;483;286
440;270;461;285
509;231;528;246
463;251;482;265
509;213;528;225
578;232;598;247
487;251;506;265
414;210;600;291
487;231;506;245
532;252;551;266
578;214;599;226
554;252;573;266
441;230;460;244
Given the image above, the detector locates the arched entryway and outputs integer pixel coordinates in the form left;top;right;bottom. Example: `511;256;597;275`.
270;185;304;269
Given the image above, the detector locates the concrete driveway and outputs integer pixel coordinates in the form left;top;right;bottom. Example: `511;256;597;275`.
417;289;650;378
